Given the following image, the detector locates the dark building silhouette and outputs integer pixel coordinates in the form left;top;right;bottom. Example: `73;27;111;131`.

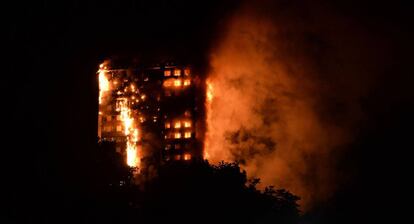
98;60;204;170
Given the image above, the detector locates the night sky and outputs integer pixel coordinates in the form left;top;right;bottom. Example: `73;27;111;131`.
7;0;413;223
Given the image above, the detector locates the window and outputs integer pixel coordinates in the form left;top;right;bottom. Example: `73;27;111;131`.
184;154;191;161
105;125;112;132
165;144;171;150
174;132;181;139
165;122;171;129
164;78;183;88
183;79;191;86
116;115;121;121
184;121;191;128
175;144;181;149
115;98;127;111
174;154;181;160
107;116;112;121
184;68;191;76
116;125;122;132
174;121;181;129
184;132;191;138
174;79;182;87
163;79;173;87
174;69;181;76
164;70;171;77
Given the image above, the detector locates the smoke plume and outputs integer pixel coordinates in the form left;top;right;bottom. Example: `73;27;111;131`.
205;1;390;209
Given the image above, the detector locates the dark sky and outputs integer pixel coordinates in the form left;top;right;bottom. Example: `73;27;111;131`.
7;0;413;223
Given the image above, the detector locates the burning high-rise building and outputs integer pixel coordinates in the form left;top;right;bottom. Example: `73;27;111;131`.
98;60;204;171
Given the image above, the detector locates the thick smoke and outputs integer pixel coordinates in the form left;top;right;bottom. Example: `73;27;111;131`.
206;1;389;209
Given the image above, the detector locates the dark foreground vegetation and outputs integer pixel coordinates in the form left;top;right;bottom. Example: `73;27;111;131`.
71;143;300;224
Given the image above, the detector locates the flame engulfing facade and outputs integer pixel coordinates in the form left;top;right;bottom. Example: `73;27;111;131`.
98;60;204;170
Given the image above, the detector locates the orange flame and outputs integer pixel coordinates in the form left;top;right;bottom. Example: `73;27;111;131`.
204;79;214;159
119;98;140;168
206;80;214;102
98;64;110;104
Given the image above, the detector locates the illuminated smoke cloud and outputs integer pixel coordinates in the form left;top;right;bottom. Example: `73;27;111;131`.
205;1;386;209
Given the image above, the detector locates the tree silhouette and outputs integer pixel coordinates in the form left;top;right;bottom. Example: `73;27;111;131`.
40;143;301;224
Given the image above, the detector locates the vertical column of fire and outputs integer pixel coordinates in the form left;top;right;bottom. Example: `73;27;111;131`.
98;62;141;169
98;64;110;104
204;79;214;159
119;99;140;168
98;63;110;139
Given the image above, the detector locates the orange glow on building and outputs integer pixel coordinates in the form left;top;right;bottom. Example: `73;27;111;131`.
164;70;171;77
183;79;191;86
98;61;202;170
174;79;182;87
184;68;190;76
184;154;191;160
184;121;191;128
163;79;173;87
174;69;181;76
184;132;191;138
